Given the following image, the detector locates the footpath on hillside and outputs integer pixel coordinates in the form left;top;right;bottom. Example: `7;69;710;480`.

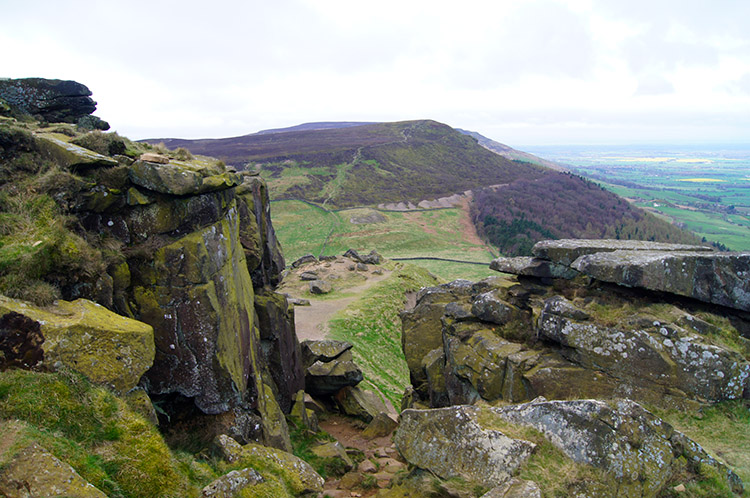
277;255;417;497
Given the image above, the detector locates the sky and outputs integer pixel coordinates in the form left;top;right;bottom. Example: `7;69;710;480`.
3;0;750;146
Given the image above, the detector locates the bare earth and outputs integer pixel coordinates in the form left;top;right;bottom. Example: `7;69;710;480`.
280;259;391;342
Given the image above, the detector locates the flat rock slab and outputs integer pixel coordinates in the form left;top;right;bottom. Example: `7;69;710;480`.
533;239;714;266
571;250;750;312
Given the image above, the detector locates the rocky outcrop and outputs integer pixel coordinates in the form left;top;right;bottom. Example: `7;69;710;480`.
404;241;750;411
301;340;364;396
532;239;714;266
494;398;743;496
214;434;325;494
0;296;154;393
0;104;304;449
0;78;105;126
394;406;536;488
392;400;741;497
572;250;750;312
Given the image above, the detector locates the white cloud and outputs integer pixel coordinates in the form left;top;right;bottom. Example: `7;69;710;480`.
1;0;749;144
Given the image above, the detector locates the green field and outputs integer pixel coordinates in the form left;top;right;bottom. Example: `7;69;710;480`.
525;145;750;251
271;200;498;281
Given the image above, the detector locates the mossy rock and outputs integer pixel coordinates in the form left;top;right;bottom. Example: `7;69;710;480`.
214;434;325;494
0;295;154;393
35;133;118;169
0;439;108;498
128;159;240;196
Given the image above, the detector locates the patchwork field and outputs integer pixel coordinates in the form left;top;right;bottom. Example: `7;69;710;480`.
526;144;750;251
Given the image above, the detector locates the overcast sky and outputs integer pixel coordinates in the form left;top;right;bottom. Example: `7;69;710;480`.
3;0;749;146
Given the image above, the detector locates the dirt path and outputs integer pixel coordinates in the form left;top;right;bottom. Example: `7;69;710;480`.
292;270;391;342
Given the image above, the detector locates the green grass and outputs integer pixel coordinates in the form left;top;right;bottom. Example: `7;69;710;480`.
326;262;441;409
651;400;750;497
271;199;497;281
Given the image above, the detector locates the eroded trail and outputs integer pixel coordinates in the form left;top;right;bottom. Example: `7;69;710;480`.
280;262;391;342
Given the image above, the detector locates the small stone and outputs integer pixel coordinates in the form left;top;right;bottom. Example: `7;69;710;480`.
674;483;686;493
139;152;170;164
309;280;332;294
300;271;319;281
358;460;377;474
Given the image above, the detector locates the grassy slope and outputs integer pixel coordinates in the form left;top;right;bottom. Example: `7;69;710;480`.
153;120;549;209
326;261;440;409
272;200;498;281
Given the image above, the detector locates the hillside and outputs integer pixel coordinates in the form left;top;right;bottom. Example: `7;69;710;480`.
152;120;704;258
145;120;550;208
455;128;567;171
472;172;703;255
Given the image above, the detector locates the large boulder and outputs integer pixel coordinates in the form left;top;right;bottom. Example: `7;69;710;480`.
0;78;100;123
494;398;743;497
537;296;750;403
394;406;536;488
572;250;750;312
490;256;578;279
214;435;324;494
128;159;240;196
0;296;154;393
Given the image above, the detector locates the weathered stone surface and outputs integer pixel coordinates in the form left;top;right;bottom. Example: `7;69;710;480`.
490;256;578;279
135;205;258;414
201;468;264;498
362;412;399;439
401;280;475;398
254;290;304;413
572;250;750;312
481;478;542;498
335;386;390;422
422;348;449;407
257;382;292;452
300;271;318;281
494;398;743;497
306;359;363;395
214;435;324;493
129;159;240;196
0;296;154;393
471;291;518;325
139;152;169;164
538;297;750;403
301;339;352;366
311;441;354;471
236;177;285;287
0;78;98;123
309;279;332;294
36;133;118;169
291;254;318;268
394;406;535;488
0;442;107;498
532;239;714;266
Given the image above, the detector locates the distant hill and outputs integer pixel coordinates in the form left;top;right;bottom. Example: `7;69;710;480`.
147;119;703;255
455;129;567;171
145;120;550;208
